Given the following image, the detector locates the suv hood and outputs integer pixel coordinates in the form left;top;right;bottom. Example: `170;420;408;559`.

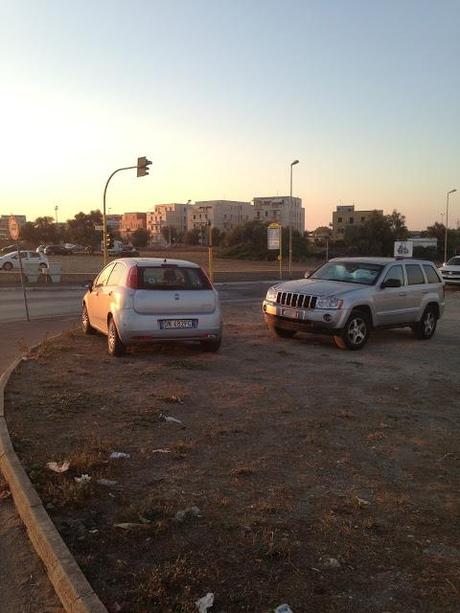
272;278;367;297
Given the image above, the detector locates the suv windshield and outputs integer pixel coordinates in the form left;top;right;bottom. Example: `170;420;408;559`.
447;257;460;266
311;261;383;285
138;266;211;290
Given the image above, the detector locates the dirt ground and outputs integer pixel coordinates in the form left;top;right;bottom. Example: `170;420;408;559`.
5;293;460;612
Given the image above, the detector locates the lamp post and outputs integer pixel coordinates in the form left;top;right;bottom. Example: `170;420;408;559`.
444;189;457;263
288;159;299;278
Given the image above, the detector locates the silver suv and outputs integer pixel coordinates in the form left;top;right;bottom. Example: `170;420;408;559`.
263;257;445;350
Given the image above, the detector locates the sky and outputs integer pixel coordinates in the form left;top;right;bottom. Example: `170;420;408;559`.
1;0;459;230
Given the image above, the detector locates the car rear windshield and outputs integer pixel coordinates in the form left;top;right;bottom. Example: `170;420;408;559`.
311;261;383;285
138;266;212;290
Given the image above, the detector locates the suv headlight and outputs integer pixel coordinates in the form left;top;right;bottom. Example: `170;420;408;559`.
316;296;343;310
266;286;278;301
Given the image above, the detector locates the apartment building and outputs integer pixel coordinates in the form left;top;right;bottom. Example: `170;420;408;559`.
119;212;147;239
106;214;122;233
253;196;305;233
187;200;254;233
0;214;27;240
332;205;383;240
146;203;191;243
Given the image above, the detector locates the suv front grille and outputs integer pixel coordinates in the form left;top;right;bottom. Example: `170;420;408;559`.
276;291;317;309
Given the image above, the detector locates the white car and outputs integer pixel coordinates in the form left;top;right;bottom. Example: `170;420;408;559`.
439;256;460;285
0;250;49;271
82;258;223;356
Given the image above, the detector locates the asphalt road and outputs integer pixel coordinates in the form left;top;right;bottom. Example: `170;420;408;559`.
0;282;274;323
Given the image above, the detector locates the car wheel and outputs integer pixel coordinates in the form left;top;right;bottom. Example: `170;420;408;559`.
107;317;126;356
81;305;96;335
335;310;370;350
412;306;437;340
271;326;297;339
2;262;13;271
200;337;222;352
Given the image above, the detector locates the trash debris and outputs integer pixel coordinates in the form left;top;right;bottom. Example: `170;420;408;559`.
168;395;184;403
159;413;183;425
356;496;371;507
74;474;91;485
152;448;171;454
89;528;99;534
113;522;150;530
46;461;70;473
195;592;214;612
110;451;131;459
275;605;293;613
97;479;118;487
320;556;341;569
175;506;202;522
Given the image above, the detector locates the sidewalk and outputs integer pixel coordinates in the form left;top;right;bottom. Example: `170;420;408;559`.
0;316;77;613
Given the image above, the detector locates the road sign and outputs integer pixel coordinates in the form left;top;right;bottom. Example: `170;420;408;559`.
394;241;413;258
267;223;281;250
8;216;20;240
94;225;104;231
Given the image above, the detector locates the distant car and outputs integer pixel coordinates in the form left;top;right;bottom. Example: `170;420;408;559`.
44;244;70;256
1;244;19;255
0;250;49;271
36;244;46;254
263;257;445;350
439;257;460;285
82;258;222;356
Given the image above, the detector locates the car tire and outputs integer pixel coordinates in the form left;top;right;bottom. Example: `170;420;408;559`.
271;326;297;339
334;310;370;350
107;317;126;356
81;304;96;335
412;306;437;340
2;262;13;271
200;337;222;352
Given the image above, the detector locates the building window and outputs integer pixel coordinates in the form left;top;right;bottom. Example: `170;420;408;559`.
361;216;365;222
349;217;354;224
338;217;342;223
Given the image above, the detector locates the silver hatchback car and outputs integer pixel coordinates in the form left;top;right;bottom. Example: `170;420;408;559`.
82;258;222;356
263;257;445;350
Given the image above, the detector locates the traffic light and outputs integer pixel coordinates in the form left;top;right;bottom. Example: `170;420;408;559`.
137;156;152;177
106;233;113;249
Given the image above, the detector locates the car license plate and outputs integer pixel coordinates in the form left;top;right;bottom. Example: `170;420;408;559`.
159;319;197;329
281;308;301;319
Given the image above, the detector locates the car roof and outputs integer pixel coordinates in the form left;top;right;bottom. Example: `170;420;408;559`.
114;257;201;268
329;257;436;266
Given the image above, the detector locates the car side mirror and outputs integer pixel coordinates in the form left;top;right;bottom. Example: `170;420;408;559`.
381;278;401;289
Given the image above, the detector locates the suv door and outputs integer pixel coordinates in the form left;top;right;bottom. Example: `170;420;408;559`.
373;264;409;326
404;263;427;321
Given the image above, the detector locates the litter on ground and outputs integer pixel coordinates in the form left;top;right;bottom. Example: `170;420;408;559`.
46;461;70;473
195;592;214;612
110;451;130;459
74;474;91;484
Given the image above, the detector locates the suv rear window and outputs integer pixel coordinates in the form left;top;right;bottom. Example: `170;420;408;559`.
138;266;212;290
423;264;441;284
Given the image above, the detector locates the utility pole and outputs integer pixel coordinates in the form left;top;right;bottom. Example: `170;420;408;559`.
288;160;299;278
444;189;457;263
54;205;59;225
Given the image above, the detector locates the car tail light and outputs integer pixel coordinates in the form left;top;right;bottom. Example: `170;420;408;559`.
126;266;139;289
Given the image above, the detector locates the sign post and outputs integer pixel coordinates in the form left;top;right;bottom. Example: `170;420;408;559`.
9;216;30;321
267;223;282;279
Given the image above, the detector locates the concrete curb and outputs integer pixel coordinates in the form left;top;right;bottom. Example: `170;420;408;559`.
0;345;107;612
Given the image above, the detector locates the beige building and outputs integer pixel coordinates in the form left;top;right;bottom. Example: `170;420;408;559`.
187;200;254;233
120;212;147;239
332;205;383;240
253;196;305;233
146;203;190;244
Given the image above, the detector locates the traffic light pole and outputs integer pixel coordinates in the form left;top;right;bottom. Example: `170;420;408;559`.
102;166;137;265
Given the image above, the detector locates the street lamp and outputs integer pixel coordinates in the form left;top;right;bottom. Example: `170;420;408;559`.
288;159;299;278
54;205;59;225
444;188;457;263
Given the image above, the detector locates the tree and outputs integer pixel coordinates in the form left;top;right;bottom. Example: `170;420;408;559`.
131;228;150;249
33;216;60;243
161;225;180;244
66;210;103;247
183;229;201;245
344;210;408;256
